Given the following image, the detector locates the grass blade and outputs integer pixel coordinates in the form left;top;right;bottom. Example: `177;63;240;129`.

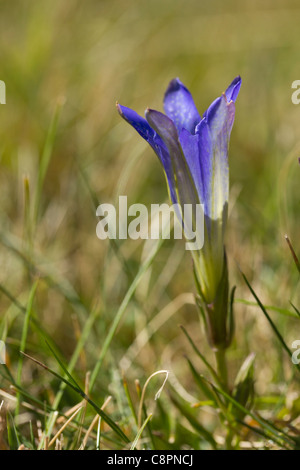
15;281;38;415
180;325;222;386
33;100;64;227
130;414;152;450
169;391;216;449
184;356;218;406
89;236;165;391
241;270;300;372
285;235;300;274
202;375;295;449
21;351;130;444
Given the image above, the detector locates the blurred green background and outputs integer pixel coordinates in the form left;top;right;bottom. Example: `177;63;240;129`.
0;0;300;447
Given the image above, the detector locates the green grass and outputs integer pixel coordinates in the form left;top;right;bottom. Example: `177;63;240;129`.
0;0;299;450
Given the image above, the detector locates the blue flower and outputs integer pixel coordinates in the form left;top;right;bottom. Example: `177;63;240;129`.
117;77;241;328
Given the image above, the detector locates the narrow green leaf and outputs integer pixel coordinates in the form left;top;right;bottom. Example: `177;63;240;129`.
203;376;296;448
122;375;138;425
130;414;152;450
236;298;298;319
241;270;300;372
290;302;300;318
33;100;64;227
180;325;222;387
185;356;218;405
169;392;216;449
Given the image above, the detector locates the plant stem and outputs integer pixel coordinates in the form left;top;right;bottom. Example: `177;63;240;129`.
225;427;235;450
215;349;235;449
215;348;228;392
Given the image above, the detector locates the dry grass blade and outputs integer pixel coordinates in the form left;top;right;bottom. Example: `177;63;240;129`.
48;406;83;448
138;370;169;429
285;235;300;274
80;396;112;450
20;351;130;444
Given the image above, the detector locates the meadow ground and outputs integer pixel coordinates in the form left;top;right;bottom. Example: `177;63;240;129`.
0;0;299;450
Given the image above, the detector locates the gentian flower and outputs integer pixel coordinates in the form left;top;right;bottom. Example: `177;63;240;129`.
117;76;241;350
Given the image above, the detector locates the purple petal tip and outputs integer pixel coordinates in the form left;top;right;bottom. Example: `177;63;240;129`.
225;76;242;103
164;78;183;96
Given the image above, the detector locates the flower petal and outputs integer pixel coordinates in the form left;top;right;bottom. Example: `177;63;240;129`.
163;78;201;134
145;108;199;211
225;76;242;103
117;103;155;144
196;94;235;225
178;129;203;203
179;126;228;303
117;103;178;204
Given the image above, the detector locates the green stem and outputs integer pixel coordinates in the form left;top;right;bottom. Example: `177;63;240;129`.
225;427;235;450
215;349;238;449
215;348;228;392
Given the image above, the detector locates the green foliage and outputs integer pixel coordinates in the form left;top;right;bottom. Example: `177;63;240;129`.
0;0;299;450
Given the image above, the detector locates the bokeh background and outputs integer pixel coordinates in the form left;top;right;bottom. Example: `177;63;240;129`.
0;0;300;448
